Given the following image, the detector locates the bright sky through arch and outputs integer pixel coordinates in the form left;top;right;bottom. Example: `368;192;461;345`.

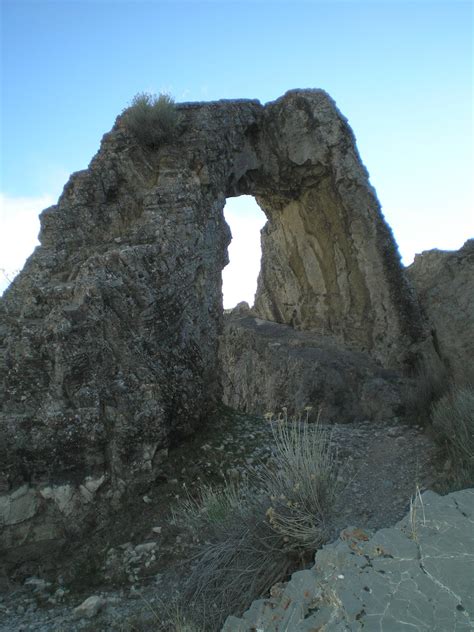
1;0;472;298
223;197;267;309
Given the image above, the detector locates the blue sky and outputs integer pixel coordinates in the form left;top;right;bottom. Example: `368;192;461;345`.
1;0;473;304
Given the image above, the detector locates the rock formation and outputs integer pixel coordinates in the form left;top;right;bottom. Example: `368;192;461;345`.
220;306;407;422
0;90;432;562
406;239;474;381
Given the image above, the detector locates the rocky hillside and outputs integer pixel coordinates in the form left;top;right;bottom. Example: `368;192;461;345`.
0;89;472;631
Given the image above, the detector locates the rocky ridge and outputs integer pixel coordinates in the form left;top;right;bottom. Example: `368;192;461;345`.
220;306;409;423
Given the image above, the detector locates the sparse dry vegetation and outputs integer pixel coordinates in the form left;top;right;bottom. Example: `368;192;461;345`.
171;411;340;629
406;357;474;488
431;385;474;486
122;92;180;147
405;358;449;425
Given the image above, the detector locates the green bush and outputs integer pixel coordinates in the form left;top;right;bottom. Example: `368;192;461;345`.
172;415;339;629
431;385;474;485
122;92;180;147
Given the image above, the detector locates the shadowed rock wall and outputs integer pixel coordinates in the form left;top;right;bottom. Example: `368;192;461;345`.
0;90;429;561
219;308;407;423
406;239;474;380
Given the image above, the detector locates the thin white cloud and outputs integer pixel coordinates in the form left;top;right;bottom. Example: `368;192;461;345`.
0;193;53;295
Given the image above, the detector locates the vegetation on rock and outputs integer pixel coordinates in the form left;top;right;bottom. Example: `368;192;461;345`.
122;92;180;147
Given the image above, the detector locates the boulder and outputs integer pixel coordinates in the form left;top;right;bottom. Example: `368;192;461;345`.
223;488;474;631
220;309;407;422
73;595;106;619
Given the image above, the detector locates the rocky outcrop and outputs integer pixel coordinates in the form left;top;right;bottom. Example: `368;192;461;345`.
223;488;474;631
0;90;432;562
406;239;474;380
220;307;407;422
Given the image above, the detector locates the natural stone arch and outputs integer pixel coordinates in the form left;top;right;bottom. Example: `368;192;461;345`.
222;92;424;364
0;90;431;561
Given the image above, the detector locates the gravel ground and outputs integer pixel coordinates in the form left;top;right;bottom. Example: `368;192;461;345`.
0;408;444;631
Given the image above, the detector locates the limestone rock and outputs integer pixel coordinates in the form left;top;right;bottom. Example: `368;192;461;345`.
0;90;432;562
220;311;407;422
223;488;474;631
406;239;474;380
73;595;106;619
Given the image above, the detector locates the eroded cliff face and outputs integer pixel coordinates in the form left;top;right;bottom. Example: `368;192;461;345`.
406;239;474;380
0;90;430;560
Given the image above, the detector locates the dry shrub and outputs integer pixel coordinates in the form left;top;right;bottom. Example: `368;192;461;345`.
182;491;293;629
431;385;474;485
156;598;207;632
172;416;339;630
405;358;449;425
122;92;180;147
257;418;339;549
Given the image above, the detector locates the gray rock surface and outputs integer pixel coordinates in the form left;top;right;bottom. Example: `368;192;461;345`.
0;90;433;563
223;488;474;631
73;595;106;620
220;308;408;422
406;239;474;380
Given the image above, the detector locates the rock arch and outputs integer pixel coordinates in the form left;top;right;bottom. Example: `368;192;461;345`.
0;90;429;559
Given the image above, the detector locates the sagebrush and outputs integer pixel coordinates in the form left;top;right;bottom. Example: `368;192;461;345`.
257;417;338;549
122;92;180;147
172;414;340;630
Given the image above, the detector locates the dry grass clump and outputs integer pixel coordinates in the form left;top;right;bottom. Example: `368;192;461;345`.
405;358;449;425
157;599;207;632
172;480;247;531
431;385;474;486
180;489;293;629
172;411;340;630
122;92;180;147
258;417;338;549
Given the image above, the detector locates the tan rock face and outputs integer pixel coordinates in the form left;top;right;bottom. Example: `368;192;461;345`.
0;90;431;560
406;239;474;380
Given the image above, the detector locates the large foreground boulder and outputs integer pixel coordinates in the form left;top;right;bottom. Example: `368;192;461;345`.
223;488;474;631
0;90;432;563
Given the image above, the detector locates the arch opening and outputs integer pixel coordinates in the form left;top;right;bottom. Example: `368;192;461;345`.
222;195;267;310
